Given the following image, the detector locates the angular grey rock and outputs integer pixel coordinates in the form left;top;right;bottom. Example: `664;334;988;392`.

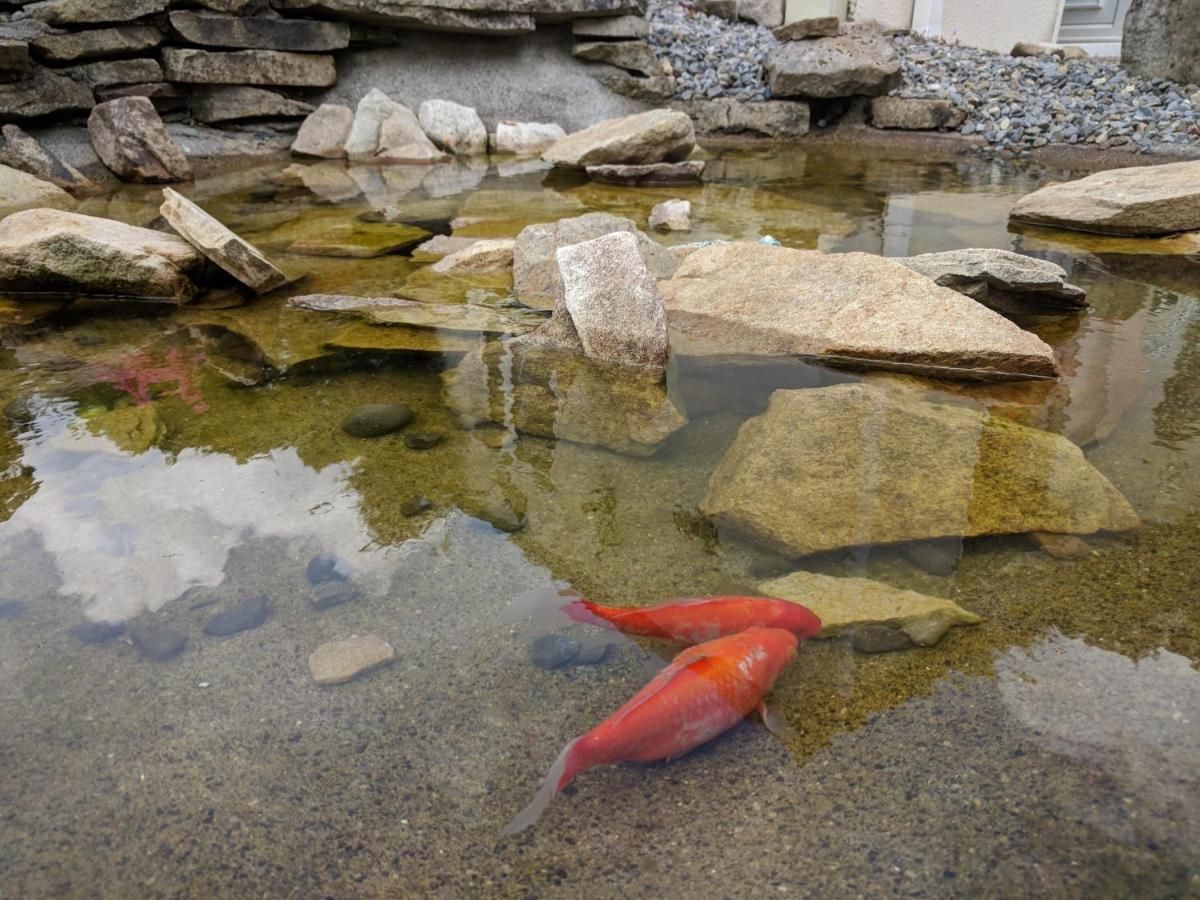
0;39;32;83
870;97;965;130
765;24;901;98
71;58;163;88
291;103;353;157
704;383;1140;557
658;242;1059;379
160;188;287;294
162;47;336;87
573;40;661;77
773;16;839;40
418;99;487;155
738;0;783;27
1122;0;1200;83
649;198;691;232
543;109;694;168
0;208;201;301
377;107;447;163
675;98;810;137
0;66;94;119
572;14;648;39
95;82;188;111
24;0;167;26
495;120;566;155
192;86;314;122
897;249;1087;313
1009;160;1200;237
203;595;269;636
0;164;74;215
272;0;536;34
345;88;409;159
601;73;676;102
167;11;350;51
88;97;191;183
585;159;704;186
513;211;679;309
30;25;162;64
0;125;96;193
430;238;514;274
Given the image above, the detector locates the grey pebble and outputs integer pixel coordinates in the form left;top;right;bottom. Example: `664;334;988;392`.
129;624;188;661
306;552;352;584
342;403;413;438
531;634;582;669
203;596;269;637
68;620;126;644
404;431;443;451
310;581;362;610
850;624;913;654
900;537;961;575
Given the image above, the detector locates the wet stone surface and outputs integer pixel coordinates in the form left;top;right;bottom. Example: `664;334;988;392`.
341;402;414;437
202;595;269;636
128;623;187;660
530;633;583;669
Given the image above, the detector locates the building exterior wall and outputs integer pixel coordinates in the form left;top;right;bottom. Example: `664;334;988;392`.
848;0;915;30
939;0;1063;52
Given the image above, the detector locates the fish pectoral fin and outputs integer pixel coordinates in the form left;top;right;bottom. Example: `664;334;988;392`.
758;701;793;739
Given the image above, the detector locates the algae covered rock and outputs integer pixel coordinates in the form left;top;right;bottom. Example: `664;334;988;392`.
703;383;1140;557
760;570;981;646
83;403;165;454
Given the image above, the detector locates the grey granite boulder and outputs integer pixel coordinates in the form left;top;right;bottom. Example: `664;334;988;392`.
291;103;353;157
418;99;487;155
88;97;191;183
1122;0;1200;84
495;120;566;155
897;249;1087;313
765;22;901;98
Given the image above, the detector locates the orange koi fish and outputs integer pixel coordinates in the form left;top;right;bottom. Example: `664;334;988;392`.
503;626;798;835
562;594;822;644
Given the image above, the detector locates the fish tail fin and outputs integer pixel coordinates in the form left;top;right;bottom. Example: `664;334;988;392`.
562;599;618;630
502;737;585;836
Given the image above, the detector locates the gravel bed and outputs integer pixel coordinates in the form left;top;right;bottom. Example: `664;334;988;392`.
645;2;1200;154
648;0;777;101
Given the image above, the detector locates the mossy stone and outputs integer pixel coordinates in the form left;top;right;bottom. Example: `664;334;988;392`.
342;403;413;438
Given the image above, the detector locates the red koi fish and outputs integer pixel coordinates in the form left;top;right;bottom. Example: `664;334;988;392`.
562;594;822;645
502;626;799;835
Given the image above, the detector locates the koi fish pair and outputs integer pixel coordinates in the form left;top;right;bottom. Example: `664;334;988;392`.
503;593;822;835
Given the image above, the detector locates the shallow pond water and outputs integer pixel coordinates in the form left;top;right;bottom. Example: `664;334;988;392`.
1;146;1198;897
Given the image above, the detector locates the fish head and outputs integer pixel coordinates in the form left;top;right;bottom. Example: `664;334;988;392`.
770;599;822;639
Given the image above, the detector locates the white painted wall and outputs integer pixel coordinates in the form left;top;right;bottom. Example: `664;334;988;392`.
849;0;914;30
845;0;1066;52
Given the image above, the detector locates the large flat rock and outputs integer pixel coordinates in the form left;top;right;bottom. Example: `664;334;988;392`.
31;25;162;64
897;248;1087;314
658;242;1059;380
764;24;901;98
1008;160;1200;236
272;0;536;33
0;66;94;119
290;293;545;334
24;0;167;25
0;208;201;301
542;109;695;169
191;86;314;123
162;47;336;87
168;11;350;51
702;382;1140;557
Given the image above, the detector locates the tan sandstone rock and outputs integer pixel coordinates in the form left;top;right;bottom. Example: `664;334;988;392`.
542;109;695;169
308;634;395;685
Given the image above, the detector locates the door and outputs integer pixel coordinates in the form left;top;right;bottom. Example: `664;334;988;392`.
1057;0;1134;48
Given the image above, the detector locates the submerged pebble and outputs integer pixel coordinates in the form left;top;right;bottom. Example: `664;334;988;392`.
342;403;413;438
129;623;188;661
68;620;126;644
850;624;913;654
0;599;26;620
310;581;362;610
531;634;582;669
401;495;432;517
306;551;353;584
475;502;526;533
308;634;395;685
203;596;269;636
900;537;962;575
404;431;443;450
573;640;613;666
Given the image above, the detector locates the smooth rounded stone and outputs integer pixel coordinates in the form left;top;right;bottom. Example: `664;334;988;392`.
129;623;187;660
710;383;1141;558
308;634;395;686
87;96;191;183
166;11;350;52
659;242;1059;379
648;198;692;232
1031;531;1093;559
203;595;269;636
0;599;26;620
309;580;362;610
494;120;566;155
870;97;965;130
765;23;901;98
542;109;695;169
341;403;413;438
418;99;487;156
160;188;286;294
404;431;443;450
31;25;161;64
0;208;201;302
1009;160;1200;236
530;633;582;669
572;14;649;39
0;163;74;216
400;494;432;516
585;159;704;186
291;103;352;158
306;551;353;584
850;624;913;654
899;537;962;576
0;126;93;194
68;620;126;644
773;16;839;40
573;40;663;78
162;47;336;87
0;66;95;121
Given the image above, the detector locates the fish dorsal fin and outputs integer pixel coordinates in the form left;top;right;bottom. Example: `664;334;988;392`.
605;651;720;730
